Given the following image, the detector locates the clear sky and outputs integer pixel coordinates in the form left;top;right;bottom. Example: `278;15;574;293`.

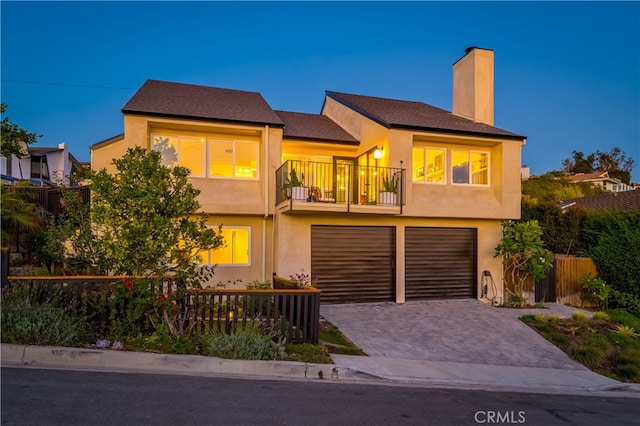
2;1;639;182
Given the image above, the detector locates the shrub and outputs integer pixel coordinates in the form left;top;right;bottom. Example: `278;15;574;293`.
533;314;548;324
572;312;588;323
1;284;91;346
584;211;640;299
548;315;561;326
608;309;640;331
206;324;286;360
614;365;640;380
580;273;610;310
569;345;604;367
616;325;637;337
82;280;156;341
592;311;610;321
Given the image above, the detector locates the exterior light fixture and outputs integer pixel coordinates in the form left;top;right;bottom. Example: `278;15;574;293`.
374;148;383;159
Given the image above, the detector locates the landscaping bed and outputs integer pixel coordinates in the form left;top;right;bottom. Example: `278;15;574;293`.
520;309;640;382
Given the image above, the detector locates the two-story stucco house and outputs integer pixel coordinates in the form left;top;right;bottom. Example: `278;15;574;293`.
91;47;526;304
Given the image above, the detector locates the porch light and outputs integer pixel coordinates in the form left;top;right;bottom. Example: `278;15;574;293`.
374;148;383;159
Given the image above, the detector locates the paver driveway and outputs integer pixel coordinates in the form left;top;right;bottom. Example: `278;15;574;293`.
320;299;590;370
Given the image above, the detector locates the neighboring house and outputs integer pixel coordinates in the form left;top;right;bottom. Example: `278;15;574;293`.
559;188;640;212
566;171;634;193
1;142;84;187
91;47;525;304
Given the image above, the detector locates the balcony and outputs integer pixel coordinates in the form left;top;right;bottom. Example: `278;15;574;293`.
275;160;405;215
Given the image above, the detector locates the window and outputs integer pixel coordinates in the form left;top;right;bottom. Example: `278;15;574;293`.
412;147;445;183
209;140;258;179
452;150;489;185
152;134;258;179
200;227;250;266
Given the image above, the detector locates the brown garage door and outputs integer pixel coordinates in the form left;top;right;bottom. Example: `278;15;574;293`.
405;227;477;300
311;225;395;304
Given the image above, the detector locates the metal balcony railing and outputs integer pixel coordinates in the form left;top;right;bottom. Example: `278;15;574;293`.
275;160;405;208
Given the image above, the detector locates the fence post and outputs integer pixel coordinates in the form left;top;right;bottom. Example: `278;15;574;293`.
1;248;9;289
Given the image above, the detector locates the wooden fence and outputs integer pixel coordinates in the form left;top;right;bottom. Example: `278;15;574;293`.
5;276;320;344
552;255;598;307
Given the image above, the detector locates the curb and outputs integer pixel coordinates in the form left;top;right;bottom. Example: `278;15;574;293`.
3;343;640;396
0;344;367;383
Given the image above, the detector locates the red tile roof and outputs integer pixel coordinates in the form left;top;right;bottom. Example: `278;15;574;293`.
122;80;284;127
275;111;358;145
562;189;640;212
325;91;525;140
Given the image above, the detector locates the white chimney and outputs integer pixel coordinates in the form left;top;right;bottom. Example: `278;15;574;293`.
453;47;494;126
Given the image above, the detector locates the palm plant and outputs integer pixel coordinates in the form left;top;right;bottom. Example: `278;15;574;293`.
1;185;41;247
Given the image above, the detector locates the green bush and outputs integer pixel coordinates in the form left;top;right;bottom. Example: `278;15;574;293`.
82;280;156;341
569;345;604;367
580;273;610;310
583;211;640;299
206;324;286;360
608;309;640;331
614;364;640;380
1;284;91;346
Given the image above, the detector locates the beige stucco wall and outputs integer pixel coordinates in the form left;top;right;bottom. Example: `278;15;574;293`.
274;213;505;303
453;48;494;126
202;214;273;289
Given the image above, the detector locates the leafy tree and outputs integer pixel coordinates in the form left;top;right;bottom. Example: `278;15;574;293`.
522;173;604;203
1;103;41;158
494;220;553;307
65;147;224;277
562;147;635;184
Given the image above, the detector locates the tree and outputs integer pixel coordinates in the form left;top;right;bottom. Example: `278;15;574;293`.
562;147;635;184
1;185;41;248
1;103;41;158
522;173;604;203
494;220;553;307
65;147;224;277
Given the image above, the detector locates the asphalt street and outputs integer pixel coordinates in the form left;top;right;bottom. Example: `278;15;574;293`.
2;367;639;426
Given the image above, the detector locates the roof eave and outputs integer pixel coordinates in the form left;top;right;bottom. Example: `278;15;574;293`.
389;123;526;141
121;109;285;128
283;135;360;146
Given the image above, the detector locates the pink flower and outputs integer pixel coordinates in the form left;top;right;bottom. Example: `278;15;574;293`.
122;278;134;292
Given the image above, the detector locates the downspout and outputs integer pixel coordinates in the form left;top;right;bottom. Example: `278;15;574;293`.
262;125;269;281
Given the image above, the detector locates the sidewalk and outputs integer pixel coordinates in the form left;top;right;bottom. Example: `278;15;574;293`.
2;343;640;398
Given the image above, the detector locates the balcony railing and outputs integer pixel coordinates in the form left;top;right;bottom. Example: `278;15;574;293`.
275;160;405;211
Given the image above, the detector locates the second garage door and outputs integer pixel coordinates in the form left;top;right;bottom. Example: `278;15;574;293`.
311;225;395;304
405;227;477;300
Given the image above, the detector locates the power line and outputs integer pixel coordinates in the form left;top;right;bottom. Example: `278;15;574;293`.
1;79;137;90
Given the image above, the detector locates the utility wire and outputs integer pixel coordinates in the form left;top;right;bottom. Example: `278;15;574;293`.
1;79;137;90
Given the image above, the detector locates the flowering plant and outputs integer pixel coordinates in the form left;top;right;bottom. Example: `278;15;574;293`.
289;268;319;289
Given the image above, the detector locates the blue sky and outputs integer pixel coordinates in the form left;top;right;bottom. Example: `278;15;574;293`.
2;1;639;182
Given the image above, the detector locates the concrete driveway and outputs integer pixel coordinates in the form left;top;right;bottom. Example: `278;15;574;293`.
320;299;591;370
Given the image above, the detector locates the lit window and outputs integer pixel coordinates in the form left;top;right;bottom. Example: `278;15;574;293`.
205;227;250;266
152;134;259;180
452;150;489;185
412;147;445;183
209;140;258;179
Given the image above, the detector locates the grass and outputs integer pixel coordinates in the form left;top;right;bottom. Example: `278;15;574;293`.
520;308;640;382
284;319;367;363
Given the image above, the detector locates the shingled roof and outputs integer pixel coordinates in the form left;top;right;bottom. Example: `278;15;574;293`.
122;80;284;127
561;190;640;212
325;91;525;140
275;111;358;145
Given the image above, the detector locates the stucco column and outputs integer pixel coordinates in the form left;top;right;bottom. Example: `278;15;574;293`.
396;224;405;303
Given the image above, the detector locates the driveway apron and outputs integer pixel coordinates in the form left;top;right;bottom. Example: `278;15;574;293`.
320;300;588;370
